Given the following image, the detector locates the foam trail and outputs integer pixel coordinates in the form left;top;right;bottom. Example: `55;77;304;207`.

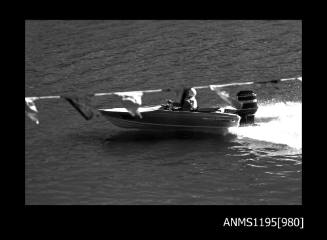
229;101;302;149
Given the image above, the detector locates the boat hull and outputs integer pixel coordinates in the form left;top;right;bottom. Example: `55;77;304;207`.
99;106;240;134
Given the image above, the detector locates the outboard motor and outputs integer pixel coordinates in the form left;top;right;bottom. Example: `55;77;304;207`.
236;90;258;125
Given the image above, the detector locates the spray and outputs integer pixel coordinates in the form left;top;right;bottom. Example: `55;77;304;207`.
229;101;302;149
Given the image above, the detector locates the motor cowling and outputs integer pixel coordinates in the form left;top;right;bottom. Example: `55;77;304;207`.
236;90;258;125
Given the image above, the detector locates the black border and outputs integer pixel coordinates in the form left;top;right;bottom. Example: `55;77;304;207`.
24;205;304;234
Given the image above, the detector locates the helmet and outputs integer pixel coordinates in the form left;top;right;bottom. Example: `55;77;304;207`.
188;88;197;97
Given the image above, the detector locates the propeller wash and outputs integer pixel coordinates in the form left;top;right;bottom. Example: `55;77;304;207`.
229;101;302;149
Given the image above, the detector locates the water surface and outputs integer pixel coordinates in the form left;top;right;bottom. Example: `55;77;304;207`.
25;20;302;205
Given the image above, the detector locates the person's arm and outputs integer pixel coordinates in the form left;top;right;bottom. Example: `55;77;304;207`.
192;98;198;110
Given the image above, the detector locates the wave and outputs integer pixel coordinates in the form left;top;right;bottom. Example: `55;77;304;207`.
229;101;302;149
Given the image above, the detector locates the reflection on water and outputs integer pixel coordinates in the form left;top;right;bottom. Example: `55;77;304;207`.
26;126;301;204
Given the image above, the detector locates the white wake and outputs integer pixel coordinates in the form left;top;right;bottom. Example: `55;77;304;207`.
229;101;302;149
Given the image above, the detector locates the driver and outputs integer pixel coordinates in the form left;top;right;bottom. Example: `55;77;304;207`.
181;88;198;111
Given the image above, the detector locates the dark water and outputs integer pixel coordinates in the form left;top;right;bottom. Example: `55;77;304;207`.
25;20;302;205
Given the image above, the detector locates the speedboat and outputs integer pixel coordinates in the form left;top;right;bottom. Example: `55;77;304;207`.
98;90;258;134
99;106;240;134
